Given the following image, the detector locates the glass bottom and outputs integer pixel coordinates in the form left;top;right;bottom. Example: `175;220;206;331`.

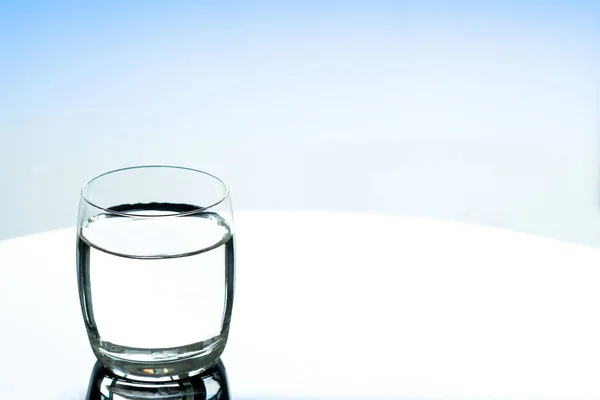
87;358;230;400
91;334;228;382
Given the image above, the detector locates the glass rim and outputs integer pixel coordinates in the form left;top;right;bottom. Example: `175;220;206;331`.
81;165;230;218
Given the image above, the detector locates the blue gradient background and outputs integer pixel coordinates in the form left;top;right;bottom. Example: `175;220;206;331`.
0;1;598;242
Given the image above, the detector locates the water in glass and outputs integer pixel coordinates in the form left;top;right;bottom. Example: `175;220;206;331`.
77;203;234;381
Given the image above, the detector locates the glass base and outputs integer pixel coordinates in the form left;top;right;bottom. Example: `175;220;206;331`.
87;358;230;400
91;334;227;382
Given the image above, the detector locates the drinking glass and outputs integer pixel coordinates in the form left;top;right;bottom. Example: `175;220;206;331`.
77;166;235;382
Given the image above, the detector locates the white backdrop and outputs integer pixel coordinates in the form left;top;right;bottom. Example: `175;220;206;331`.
1;3;598;244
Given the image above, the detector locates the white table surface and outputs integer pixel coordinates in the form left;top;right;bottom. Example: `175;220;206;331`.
1;211;600;399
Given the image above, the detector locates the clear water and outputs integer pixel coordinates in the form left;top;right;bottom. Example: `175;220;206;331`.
77;205;234;380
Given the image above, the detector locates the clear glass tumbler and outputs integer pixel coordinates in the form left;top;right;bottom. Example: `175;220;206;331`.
77;166;235;381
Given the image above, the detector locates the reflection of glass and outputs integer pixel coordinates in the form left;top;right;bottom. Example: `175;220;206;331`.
77;166;235;381
86;358;230;400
